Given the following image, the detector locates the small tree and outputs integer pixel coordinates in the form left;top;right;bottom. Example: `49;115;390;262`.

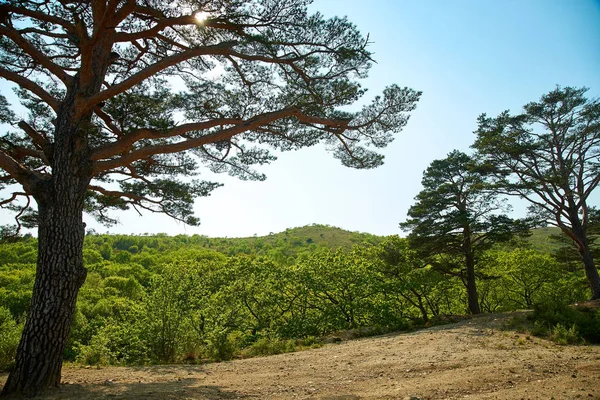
473;86;600;299
400;150;528;314
373;236;449;323
0;1;420;395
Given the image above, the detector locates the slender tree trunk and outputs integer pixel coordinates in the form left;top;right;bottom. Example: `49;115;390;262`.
462;225;481;315
465;252;481;315
578;245;600;300
417;300;429;323
564;218;600;300
400;291;429;323
412;291;429;323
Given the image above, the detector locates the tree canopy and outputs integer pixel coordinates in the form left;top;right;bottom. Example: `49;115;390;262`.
473;86;600;299
0;0;421;228
0;0;420;395
400;150;528;314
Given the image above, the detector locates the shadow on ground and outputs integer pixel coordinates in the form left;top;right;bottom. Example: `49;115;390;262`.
0;378;250;400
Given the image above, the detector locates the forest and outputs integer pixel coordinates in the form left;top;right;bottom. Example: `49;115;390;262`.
0;223;597;370
0;0;599;396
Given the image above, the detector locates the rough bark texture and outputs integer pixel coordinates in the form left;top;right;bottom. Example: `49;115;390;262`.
2;110;91;396
1;203;87;396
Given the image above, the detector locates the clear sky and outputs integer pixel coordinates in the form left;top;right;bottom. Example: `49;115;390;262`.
1;0;600;237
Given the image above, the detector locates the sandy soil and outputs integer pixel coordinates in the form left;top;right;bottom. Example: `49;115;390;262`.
2;313;599;399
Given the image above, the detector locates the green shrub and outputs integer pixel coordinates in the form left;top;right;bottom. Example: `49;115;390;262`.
0;307;22;371
297;336;321;348
548;323;580;345
76;323;149;366
75;333;113;366
530;302;600;344
203;329;239;361
248;336;296;357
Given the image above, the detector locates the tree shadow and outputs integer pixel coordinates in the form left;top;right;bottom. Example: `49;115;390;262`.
1;377;251;400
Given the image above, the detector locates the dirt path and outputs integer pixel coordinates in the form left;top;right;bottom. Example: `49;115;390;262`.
2;313;599;399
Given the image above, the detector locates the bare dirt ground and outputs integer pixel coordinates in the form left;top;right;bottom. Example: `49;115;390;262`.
2;313;599;399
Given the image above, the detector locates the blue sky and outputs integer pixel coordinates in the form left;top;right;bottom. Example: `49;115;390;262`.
1;0;599;237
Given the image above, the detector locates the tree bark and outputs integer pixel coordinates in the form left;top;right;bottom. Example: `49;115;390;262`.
462;224;481;315
1;200;88;396
465;252;481;315
564;216;600;300
2;110;91;396
577;242;600;300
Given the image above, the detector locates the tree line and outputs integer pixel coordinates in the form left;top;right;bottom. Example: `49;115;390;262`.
402;86;600;315
0;227;592;370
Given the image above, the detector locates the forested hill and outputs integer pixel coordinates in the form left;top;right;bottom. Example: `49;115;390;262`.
86;223;384;260
0;223;595;370
0;223;571;261
225;224;383;250
0;224;385;270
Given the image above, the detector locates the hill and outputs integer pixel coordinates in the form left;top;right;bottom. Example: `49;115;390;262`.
2;313;597;400
526;226;563;253
79;223;385;261
230;224;383;250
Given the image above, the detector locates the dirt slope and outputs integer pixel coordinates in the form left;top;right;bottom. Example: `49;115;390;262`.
2;313;599;399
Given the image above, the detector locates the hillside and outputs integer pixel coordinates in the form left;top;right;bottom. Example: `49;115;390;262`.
0;223;575;258
229;224;383;250
2;313;597;400
93;224;590;257
525;226;563;253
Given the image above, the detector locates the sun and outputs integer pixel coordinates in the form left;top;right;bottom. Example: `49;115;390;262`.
194;12;210;24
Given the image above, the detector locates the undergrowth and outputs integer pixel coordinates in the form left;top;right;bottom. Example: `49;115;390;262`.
505;302;600;345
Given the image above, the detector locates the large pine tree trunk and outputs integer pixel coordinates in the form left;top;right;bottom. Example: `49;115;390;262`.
2;114;91;396
1;196;88;396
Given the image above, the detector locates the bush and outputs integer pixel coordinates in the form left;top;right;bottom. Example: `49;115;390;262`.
530;302;600;344
296;336;321;348
548;323;580;345
0;307;22;371
203;329;240;361
75;332;112;366
248;336;296;357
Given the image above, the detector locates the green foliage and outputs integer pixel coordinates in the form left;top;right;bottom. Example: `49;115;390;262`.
548;324;580;345
75;330;112;366
484;249;563;309
473;86;600;298
248;336;296;357
400;150;529;314
372;236;459;322
202;329;240;362
296;247;388;330
0;224;594;366
530;302;600;344
0;307;22;371
0;263;35;317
